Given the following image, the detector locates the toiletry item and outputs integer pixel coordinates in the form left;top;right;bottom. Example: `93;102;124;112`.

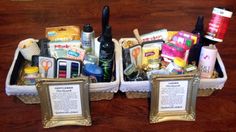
129;45;142;67
67;47;85;61
198;45;217;78
205;7;233;43
124;63;139;81
24;66;39;85
18;38;40;61
38;56;56;78
46;25;80;42
95;6;110;59
83;64;103;82
57;58;81;78
81;24;95;54
99;25;114;82
47;40;81;59
140;29;168;42
166;57;186;74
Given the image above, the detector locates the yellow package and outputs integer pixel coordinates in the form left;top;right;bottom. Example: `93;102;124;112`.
142;46;160;66
167;31;178;41
46;26;80;42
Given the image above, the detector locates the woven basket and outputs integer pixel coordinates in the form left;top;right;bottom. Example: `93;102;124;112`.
5;39;120;104
119;38;227;98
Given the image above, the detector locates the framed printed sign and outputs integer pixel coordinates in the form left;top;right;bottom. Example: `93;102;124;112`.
149;72;200;123
36;77;91;128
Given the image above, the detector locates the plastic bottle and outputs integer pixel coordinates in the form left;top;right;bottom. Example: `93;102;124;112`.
24;66;39;85
166;57;186;74
81;24;95;54
198;45;217;78
98;25;114;82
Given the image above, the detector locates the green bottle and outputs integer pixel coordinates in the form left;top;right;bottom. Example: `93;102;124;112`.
99;25;114;82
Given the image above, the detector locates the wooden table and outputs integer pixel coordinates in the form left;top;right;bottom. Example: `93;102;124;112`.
0;0;236;131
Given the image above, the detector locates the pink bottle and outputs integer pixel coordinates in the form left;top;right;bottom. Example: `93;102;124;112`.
198;45;217;78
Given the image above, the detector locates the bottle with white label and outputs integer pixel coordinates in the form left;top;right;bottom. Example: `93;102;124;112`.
198;45;217;78
81;24;95;55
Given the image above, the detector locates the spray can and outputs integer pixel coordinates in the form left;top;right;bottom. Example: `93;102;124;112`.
81;24;95;54
198;45;217;78
205;7;233;43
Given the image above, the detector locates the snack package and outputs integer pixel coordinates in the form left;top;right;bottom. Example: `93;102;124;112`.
171;35;193;50
46;26;80;42
141;46;160;66
161;42;186;62
167;31;178;41
177;31;198;44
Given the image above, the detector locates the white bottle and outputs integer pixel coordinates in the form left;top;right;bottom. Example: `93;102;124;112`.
198;45;217;78
81;24;95;55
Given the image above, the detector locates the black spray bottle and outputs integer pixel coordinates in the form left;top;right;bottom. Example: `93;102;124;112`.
94;6;110;58
99;25;114;82
188;16;204;65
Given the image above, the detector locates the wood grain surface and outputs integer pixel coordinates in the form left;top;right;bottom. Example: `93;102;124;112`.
0;0;236;131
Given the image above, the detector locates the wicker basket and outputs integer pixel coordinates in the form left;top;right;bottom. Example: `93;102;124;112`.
5;39;121;104
119;38;227;98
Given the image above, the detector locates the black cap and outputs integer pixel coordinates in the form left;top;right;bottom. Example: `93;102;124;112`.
195;16;204;31
83;24;93;32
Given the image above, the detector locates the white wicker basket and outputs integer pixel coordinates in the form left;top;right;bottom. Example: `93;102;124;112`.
5;39;121;102
119;38;227;95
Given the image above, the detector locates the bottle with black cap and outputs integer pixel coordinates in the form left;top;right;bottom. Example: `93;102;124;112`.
81;24;95;55
188;16;205;65
94;6;110;59
99;25;114;82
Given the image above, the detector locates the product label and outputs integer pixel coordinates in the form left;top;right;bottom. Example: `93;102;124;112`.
198;48;217;78
99;57;113;81
158;80;188;112
207;11;231;40
49;84;82;116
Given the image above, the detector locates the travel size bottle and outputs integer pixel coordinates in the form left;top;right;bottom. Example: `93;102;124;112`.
81;24;95;55
99;25;114;82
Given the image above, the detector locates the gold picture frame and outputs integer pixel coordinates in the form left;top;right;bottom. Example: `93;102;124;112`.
149;72;200;123
36;77;92;128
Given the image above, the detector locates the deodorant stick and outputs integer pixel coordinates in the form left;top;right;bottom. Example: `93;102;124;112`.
198;45;217;78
